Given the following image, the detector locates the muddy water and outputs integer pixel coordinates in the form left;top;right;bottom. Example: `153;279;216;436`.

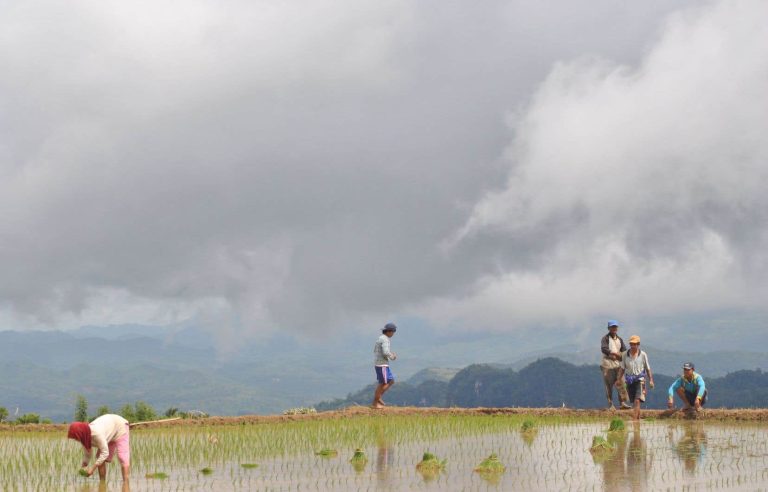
8;421;768;491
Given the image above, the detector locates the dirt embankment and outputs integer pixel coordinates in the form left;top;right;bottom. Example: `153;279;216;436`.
4;406;768;433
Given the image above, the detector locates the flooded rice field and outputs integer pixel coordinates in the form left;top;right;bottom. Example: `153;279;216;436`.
1;414;767;491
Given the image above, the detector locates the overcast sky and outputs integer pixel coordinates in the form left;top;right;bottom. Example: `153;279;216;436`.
1;0;766;344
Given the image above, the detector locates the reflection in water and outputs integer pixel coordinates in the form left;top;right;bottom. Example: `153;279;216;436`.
673;423;707;472
599;422;651;492
599;430;627;491
376;435;394;488
521;428;538;447
626;422;649;491
78;481;128;492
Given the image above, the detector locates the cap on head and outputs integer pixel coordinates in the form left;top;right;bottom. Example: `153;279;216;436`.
628;335;640;344
682;362;694;370
607;320;620;330
383;322;397;333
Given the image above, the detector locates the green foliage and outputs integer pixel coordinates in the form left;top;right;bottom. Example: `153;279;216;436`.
608;417;626;432
95;406;110;418
74;395;88;422
474;453;505;473
135;401;157;422
350;448;368;464
521;419;537;432
200;467;213;475
119;401;158;422
164;407;179;418
16;413;40;424
590;435;616;453
416;452;446;470
78;469;89;477
315;448;338;457
145;472;169;479
0;406;8;422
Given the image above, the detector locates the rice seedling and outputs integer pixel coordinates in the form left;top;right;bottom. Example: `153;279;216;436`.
474;453;505;473
145;471;169;479
415;451;446;480
77;468;89;477
521;418;537;432
416;451;446;470
199;467;213;475
240;463;259;469
315;448;338;457
608;417;626;432
590;435;615;454
350;447;367;472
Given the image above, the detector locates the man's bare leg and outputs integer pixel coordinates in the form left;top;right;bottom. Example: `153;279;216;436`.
97;463;107;481
121;463;130;481
373;382;394;407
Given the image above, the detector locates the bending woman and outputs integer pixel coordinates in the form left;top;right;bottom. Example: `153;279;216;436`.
67;413;130;481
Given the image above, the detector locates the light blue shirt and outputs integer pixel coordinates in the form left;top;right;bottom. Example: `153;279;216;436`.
669;372;706;399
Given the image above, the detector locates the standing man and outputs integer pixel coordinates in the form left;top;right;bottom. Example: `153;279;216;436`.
600;320;630;410
616;335;655;420
668;362;707;412
372;323;398;409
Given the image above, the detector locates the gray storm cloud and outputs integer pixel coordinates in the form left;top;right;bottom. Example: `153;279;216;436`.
441;0;768;329
2;0;757;335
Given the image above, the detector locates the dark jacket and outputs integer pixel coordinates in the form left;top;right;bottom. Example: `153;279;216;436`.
601;333;627;358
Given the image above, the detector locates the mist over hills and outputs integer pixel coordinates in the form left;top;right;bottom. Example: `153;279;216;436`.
1;324;766;421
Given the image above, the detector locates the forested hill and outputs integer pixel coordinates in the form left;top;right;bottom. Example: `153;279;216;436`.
316;358;768;410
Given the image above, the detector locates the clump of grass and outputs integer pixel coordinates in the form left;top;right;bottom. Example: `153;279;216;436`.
145;472;169;479
520;419;537;432
416;452;446;471
474;453;505;473
416;451;446;481
316;448;338;457
199;467;213;475
608;417;626;432
350;448;367;472
240;463;259;469
350;448;367;464
77;469;89;477
590;436;616;454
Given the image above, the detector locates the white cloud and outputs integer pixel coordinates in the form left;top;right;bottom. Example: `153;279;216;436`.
445;0;768;329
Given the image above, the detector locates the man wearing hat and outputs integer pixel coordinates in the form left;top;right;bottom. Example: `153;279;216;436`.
668;362;707;412
616;335;655;420
372;323;398;409
600;320;630;410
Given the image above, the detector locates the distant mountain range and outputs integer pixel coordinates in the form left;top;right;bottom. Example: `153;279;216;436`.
316;358;768;410
0;324;766;421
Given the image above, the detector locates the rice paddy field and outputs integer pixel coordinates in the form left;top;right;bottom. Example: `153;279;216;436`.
2;409;768;491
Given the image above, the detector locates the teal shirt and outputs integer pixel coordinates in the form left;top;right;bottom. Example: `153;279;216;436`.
668;372;706;399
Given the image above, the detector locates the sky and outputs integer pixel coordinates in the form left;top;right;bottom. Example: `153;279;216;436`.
1;0;766;347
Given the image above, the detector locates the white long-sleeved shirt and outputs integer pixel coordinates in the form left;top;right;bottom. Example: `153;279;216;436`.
373;334;395;366
83;414;129;467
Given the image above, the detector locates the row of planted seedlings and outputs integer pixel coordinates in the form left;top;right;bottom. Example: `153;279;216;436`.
15;414;766;490
105;414;576;487
0;414;610;490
